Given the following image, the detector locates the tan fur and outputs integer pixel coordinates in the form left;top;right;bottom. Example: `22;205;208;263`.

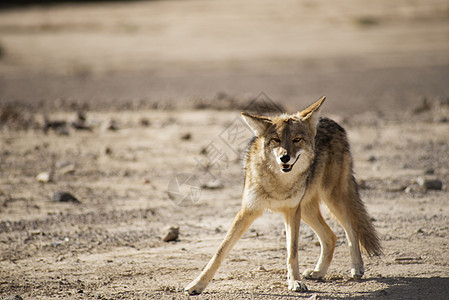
185;96;381;295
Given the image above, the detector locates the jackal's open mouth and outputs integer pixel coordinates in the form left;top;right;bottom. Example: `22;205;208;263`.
280;154;300;173
281;164;293;172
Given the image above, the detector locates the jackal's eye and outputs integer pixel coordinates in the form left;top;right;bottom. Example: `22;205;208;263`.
293;137;302;143
271;137;281;144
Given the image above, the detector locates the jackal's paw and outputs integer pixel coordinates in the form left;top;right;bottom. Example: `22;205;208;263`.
351;267;364;280
288;280;308;292
302;268;325;280
184;280;207;295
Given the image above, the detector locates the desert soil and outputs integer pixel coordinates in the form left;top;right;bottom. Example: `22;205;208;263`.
1;0;449;299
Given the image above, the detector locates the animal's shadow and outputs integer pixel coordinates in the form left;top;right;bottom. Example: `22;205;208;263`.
331;276;449;300
209;276;449;299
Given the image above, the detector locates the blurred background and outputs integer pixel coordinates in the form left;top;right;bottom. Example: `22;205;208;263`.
1;0;448;114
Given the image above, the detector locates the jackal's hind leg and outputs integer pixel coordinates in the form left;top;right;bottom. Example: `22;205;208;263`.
301;196;337;280
343;222;364;279
322;192;364;279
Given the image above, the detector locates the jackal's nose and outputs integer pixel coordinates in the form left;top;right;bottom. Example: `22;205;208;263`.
280;155;290;163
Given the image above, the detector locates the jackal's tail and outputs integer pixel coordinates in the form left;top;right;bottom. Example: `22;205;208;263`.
349;176;382;256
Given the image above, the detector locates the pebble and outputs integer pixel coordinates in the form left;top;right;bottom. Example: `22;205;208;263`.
417;177;443;191
43;119;68;135
36;172;51;183
424;168;435;175
181;133;192;140
70;111;92;131
51;191;80;203
103;119;118;131
257;265;267;271
162;226;179;242
367;155;377;162
59;164;76;175
405;184;419;193
104;146;112;155
139;118;150;127
201;179;224;190
55;160;71;169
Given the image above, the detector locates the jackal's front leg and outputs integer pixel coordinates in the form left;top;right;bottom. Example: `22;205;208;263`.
185;208;262;295
283;205;308;292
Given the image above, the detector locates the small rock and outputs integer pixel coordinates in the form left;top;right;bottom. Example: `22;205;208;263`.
417;177;443;191
139;118;151;127
36;172;51;183
386;184;407;193
55;160;71;168
201;179;224;190
71;111;92;131
405;184;420;193
104;146;112;155
439;117;448;123
103;119;118;131
43;119;68;135
71;121;91;131
367;155;377;162
30;230;42;236
181;133;192;140
307;294;320;300
257;265;267;271
358;179;369;190
199;146;208;155
162;226;179;242
424;168;435;175
51;191;80;204
59;164;76;175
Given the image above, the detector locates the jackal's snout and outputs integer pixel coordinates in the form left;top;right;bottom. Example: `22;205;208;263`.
280;155;291;164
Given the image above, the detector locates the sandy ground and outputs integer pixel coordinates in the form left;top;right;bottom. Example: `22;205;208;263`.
1;0;449;299
1;103;449;299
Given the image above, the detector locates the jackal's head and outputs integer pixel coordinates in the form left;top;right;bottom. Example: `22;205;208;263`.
242;96;325;173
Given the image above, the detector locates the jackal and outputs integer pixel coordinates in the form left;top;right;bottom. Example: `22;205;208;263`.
185;96;381;294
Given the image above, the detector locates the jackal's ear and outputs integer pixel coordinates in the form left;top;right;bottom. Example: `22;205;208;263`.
297;96;326;124
241;112;272;136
